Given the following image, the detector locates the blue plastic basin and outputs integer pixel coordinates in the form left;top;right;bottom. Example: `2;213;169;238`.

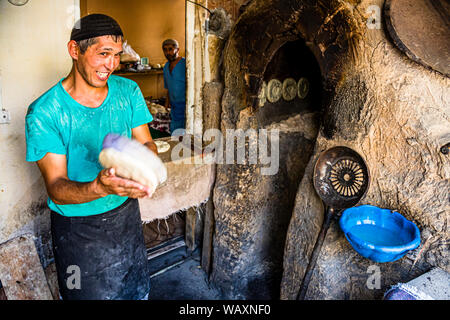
339;205;421;263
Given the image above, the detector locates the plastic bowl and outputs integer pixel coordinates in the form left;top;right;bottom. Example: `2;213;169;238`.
339;205;421;263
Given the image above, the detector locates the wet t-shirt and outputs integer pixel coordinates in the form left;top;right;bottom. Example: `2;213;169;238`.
25;75;153;217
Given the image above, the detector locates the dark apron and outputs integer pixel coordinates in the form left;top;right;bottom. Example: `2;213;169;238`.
51;198;150;300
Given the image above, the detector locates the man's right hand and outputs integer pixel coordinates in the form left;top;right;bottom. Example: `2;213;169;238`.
95;167;153;199
37;153;153;205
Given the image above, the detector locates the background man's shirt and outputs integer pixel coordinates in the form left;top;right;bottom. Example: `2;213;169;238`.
163;57;186;121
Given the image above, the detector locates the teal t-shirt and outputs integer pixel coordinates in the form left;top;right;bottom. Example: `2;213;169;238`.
25;75;153;217
163;58;186;121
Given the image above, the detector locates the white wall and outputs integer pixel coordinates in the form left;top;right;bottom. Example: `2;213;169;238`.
0;0;78;242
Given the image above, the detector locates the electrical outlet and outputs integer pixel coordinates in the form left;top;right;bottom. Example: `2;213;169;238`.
0;109;11;124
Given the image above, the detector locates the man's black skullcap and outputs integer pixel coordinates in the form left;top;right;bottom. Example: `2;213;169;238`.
70;14;123;42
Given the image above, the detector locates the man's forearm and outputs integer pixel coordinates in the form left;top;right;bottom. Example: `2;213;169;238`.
37;151;152;206
47;177;105;205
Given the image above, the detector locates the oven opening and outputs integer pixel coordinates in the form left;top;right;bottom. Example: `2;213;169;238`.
144;210;186;274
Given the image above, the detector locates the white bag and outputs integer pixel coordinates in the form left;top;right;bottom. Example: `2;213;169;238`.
120;40;141;63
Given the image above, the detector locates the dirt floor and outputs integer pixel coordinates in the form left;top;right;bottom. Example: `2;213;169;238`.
0;211;221;300
148;252;222;300
144;211;222;300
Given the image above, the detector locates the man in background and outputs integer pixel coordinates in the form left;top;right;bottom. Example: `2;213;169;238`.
162;39;186;134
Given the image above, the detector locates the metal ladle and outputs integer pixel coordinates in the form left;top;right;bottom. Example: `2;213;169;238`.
297;146;369;299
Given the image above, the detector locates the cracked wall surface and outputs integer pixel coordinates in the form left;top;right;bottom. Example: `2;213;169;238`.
0;0;75;244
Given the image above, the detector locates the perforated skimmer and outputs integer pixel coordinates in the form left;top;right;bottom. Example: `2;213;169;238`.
297;146;369;299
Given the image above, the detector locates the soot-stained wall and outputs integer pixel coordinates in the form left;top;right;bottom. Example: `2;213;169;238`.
209;0;449;300
210;2;325;299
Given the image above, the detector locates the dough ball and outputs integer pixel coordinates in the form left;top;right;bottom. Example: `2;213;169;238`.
99;133;167;190
155;140;170;153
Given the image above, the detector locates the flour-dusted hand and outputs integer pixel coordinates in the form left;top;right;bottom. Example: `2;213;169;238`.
95;167;153;198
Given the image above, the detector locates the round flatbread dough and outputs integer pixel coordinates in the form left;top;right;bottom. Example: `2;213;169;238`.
99;134;167;192
282;78;297;101
297;77;310;99
155;140;170;153
266;79;282;103
99;148;159;193
258;81;267;107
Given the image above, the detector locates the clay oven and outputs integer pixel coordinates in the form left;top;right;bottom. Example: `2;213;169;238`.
208;0;449;299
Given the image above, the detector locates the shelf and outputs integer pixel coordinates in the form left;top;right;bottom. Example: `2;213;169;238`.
114;69;163;76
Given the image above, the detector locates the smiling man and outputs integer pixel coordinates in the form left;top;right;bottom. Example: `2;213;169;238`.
25;14;155;300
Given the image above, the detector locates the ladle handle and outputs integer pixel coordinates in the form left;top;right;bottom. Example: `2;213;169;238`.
297;206;334;300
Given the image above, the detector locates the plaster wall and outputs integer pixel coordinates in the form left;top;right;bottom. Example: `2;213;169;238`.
0;0;78;243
